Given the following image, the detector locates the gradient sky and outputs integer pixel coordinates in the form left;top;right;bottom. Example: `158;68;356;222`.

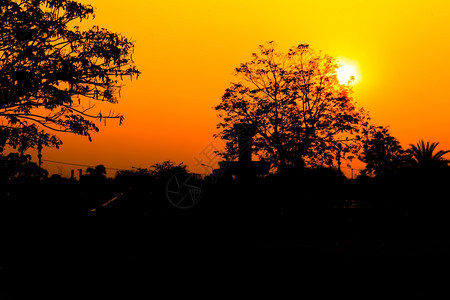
40;0;450;176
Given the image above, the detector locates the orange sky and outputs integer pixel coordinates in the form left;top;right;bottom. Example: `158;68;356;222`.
39;0;450;177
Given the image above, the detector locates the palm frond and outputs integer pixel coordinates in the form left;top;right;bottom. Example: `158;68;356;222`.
434;150;450;161
409;139;450;167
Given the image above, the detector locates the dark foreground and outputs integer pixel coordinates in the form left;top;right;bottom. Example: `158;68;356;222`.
1;209;449;298
1;172;450;298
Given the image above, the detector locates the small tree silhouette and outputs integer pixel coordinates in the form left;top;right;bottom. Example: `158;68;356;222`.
359;126;411;177
409;140;450;168
151;161;187;180
0;152;48;183
86;165;107;179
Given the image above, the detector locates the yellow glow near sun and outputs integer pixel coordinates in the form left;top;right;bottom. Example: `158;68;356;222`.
336;58;361;85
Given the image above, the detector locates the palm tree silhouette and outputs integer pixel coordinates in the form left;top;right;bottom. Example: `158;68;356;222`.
409;140;450;168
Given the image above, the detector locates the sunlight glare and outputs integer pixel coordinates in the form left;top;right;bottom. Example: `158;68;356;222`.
336;58;361;85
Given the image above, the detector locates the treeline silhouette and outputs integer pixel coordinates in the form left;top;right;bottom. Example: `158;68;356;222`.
1;157;448;215
1;151;450;300
1;153;449;240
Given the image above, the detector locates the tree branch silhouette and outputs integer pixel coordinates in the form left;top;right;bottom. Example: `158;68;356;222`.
0;0;140;152
215;42;369;171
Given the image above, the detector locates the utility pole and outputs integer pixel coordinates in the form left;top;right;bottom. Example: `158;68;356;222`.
347;163;354;179
37;138;43;168
336;148;342;172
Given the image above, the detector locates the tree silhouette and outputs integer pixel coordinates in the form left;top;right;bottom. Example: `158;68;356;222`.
115;167;153;191
150;160;187;180
86;164;107;179
409;140;450;168
0;0;140;152
0;152;48;183
215;42;369;171
359;126;411;177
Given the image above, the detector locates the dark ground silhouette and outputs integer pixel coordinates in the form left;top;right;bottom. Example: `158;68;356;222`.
1;163;449;238
1;164;449;298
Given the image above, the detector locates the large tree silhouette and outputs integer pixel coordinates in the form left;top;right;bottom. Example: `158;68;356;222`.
215;42;369;171
0;0;140;152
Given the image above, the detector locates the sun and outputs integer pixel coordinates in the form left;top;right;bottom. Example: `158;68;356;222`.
336;58;361;85
337;65;356;84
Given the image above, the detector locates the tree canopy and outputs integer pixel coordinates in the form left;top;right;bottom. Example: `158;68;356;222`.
215;42;369;171
359;126;411;177
0;0;140;152
0;152;48;183
409;140;450;169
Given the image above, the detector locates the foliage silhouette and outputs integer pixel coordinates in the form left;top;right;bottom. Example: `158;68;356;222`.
0;152;48;184
261;166;348;210
115;167;153;190
359;126;412;177
145;161;189;215
0;153;448;260
80;164;115;213
0;0;140;153
111;166;155;215
408;140;450;169
88;161;191;216
215;42;370;172
86;164;107;179
150;160;188;180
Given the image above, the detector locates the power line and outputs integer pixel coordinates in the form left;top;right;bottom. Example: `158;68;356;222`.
42;159;123;171
40;158;363;173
